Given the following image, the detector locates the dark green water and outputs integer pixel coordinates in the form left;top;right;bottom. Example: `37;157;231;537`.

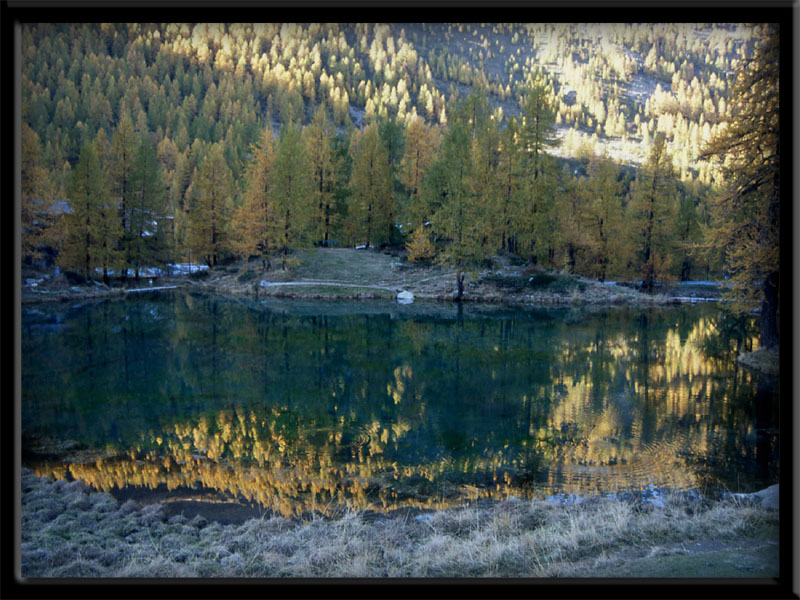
21;292;779;517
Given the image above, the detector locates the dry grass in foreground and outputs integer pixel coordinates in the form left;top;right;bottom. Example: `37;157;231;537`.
20;470;778;579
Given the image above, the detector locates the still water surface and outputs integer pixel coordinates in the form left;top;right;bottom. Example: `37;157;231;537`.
22;292;779;518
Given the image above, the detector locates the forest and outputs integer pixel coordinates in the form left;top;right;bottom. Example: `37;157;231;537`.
19;22;780;345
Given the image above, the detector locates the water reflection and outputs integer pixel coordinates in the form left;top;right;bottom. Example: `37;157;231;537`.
22;294;779;517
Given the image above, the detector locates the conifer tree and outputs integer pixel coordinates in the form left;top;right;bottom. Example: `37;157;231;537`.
270;121;313;270
110;112;138;278
186;143;232;267
426;118;483;300
494;117;521;254
699;26;780;349
629;132;678;293
378;115;407;243
516;79;559;265
21;123;57;263
400;115;440;230
405;225;436;262
129;136;169;278
674;190;702;281
59;143;121;283
348;122;393;248
229;125;277;270
301;106;337;246
584;155;626;281
555;166;589;274
466;108;501;257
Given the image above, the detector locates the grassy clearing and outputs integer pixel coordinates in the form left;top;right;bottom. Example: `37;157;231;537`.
258;284;396;300
194;248;689;308
20;469;778;579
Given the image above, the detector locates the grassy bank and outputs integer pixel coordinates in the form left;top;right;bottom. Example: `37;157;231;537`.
20;469;778;579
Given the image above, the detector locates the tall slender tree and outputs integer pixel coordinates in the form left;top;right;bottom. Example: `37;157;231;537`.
515;78;559;265
59;144;121;283
426;118;483;300
186;143;232;267
628;132;678;293
494;117;521;255
129;136;169;278
21;122;57;263
270;121;313;270
348;122;393;248
699;26;780;350
584;154;626;281
110;111;138;279
400;117;440;249
229;125;277;270
302;106;337;246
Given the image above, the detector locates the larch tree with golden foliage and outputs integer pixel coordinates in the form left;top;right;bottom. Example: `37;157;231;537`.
628;132;678;293
584;154;627;282
109;111;139;279
425;118;484;300
229;125;277;270
699;26;780;350
302;106;338;247
400;115;440;221
515;79;560;266
270;121;314;270
186;143;233;267
405;225;436;262
21;122;57;263
59;144;121;284
348;122;393;249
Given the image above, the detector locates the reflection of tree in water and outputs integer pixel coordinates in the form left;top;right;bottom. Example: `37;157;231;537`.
24;297;778;516
694;308;759;361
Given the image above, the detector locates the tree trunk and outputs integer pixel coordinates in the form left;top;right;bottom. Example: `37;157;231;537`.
567;243;575;273
283;208;290;271
760;270;779;350
455;269;464;302
680;258;691;281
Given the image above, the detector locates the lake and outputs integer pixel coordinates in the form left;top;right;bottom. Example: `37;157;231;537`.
21;292;779;519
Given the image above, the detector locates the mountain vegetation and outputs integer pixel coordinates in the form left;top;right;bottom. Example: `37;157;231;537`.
20;22;781;345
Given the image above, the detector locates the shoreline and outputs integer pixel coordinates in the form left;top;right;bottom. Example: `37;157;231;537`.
21;257;725;309
19;468;779;579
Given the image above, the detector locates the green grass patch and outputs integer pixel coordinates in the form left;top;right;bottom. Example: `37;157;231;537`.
266;284;395;299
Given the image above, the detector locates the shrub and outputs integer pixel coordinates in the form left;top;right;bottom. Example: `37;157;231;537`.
541;274;587;294
190;269;209;280
64;270;88;285
238;270;258;283
480;274;528;291
526;273;557;289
